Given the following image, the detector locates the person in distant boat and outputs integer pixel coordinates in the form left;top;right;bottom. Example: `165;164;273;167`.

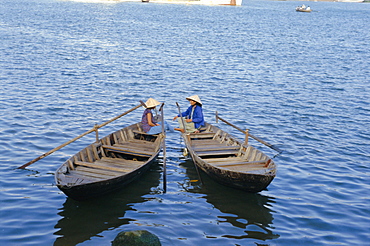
173;95;205;133
142;98;173;135
306;6;311;10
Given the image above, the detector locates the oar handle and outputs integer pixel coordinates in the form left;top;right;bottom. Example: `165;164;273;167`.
216;113;247;134
159;102;167;193
139;100;146;108
159;102;165;112
176;102;187;133
215;113;283;153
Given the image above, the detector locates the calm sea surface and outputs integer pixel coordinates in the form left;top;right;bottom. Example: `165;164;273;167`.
1;0;369;245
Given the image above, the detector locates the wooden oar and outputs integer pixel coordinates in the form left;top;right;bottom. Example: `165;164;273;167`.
159;103;167;193
176;102;203;184
216;112;283;153
17;104;142;169
139;100;146;108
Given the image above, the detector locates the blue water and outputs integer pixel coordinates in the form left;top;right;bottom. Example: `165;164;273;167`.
1;0;369;245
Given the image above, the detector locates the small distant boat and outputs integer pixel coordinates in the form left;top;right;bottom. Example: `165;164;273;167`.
55;122;164;201
296;5;312;12
180;121;277;192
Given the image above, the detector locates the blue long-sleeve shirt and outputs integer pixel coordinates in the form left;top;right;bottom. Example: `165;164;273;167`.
178;105;205;129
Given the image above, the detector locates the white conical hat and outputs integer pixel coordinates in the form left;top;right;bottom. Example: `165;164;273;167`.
145;98;161;108
186;95;202;105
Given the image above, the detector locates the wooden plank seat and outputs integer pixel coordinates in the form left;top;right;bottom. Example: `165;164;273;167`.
132;130;159;142
73;167;118;179
115;142;156;152
95;157;145;170
206;157;271;167
195;149;239;157
192;144;230;149
74;160;130;173
214;160;270;167
102;144;153;157
198;127;208;132
189;132;216;139
191;140;223;147
124;139;155;145
193;145;240;152
220;165;270;172
98;156;145;165
132;130;159;135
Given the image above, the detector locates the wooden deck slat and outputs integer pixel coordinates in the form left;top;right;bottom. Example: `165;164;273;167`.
74;165;123;177
86;148;93;163
62;174;101;185
65;170;107;180
92;146;99;160
68;171;113;181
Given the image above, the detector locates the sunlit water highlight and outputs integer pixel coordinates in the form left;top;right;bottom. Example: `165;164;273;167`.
0;0;369;245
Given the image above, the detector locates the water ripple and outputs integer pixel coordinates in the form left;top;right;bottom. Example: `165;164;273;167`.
1;1;370;245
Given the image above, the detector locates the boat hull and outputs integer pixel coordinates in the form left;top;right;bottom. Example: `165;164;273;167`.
55;122;164;201
182;123;276;192
57;153;159;200
191;154;275;192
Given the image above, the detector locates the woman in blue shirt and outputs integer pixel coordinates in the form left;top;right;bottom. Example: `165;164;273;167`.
173;95;205;133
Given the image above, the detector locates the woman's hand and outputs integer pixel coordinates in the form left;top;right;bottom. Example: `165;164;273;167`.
173;116;178;121
185;119;192;123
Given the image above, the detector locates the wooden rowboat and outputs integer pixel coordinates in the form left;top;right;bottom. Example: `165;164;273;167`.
55;122;164;201
181;122;277;192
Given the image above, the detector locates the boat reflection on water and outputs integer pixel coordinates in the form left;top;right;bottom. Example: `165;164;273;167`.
180;159;279;241
53;164;162;246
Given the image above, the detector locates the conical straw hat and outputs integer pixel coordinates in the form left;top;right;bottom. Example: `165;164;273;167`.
145;98;161;108
186;95;202;105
